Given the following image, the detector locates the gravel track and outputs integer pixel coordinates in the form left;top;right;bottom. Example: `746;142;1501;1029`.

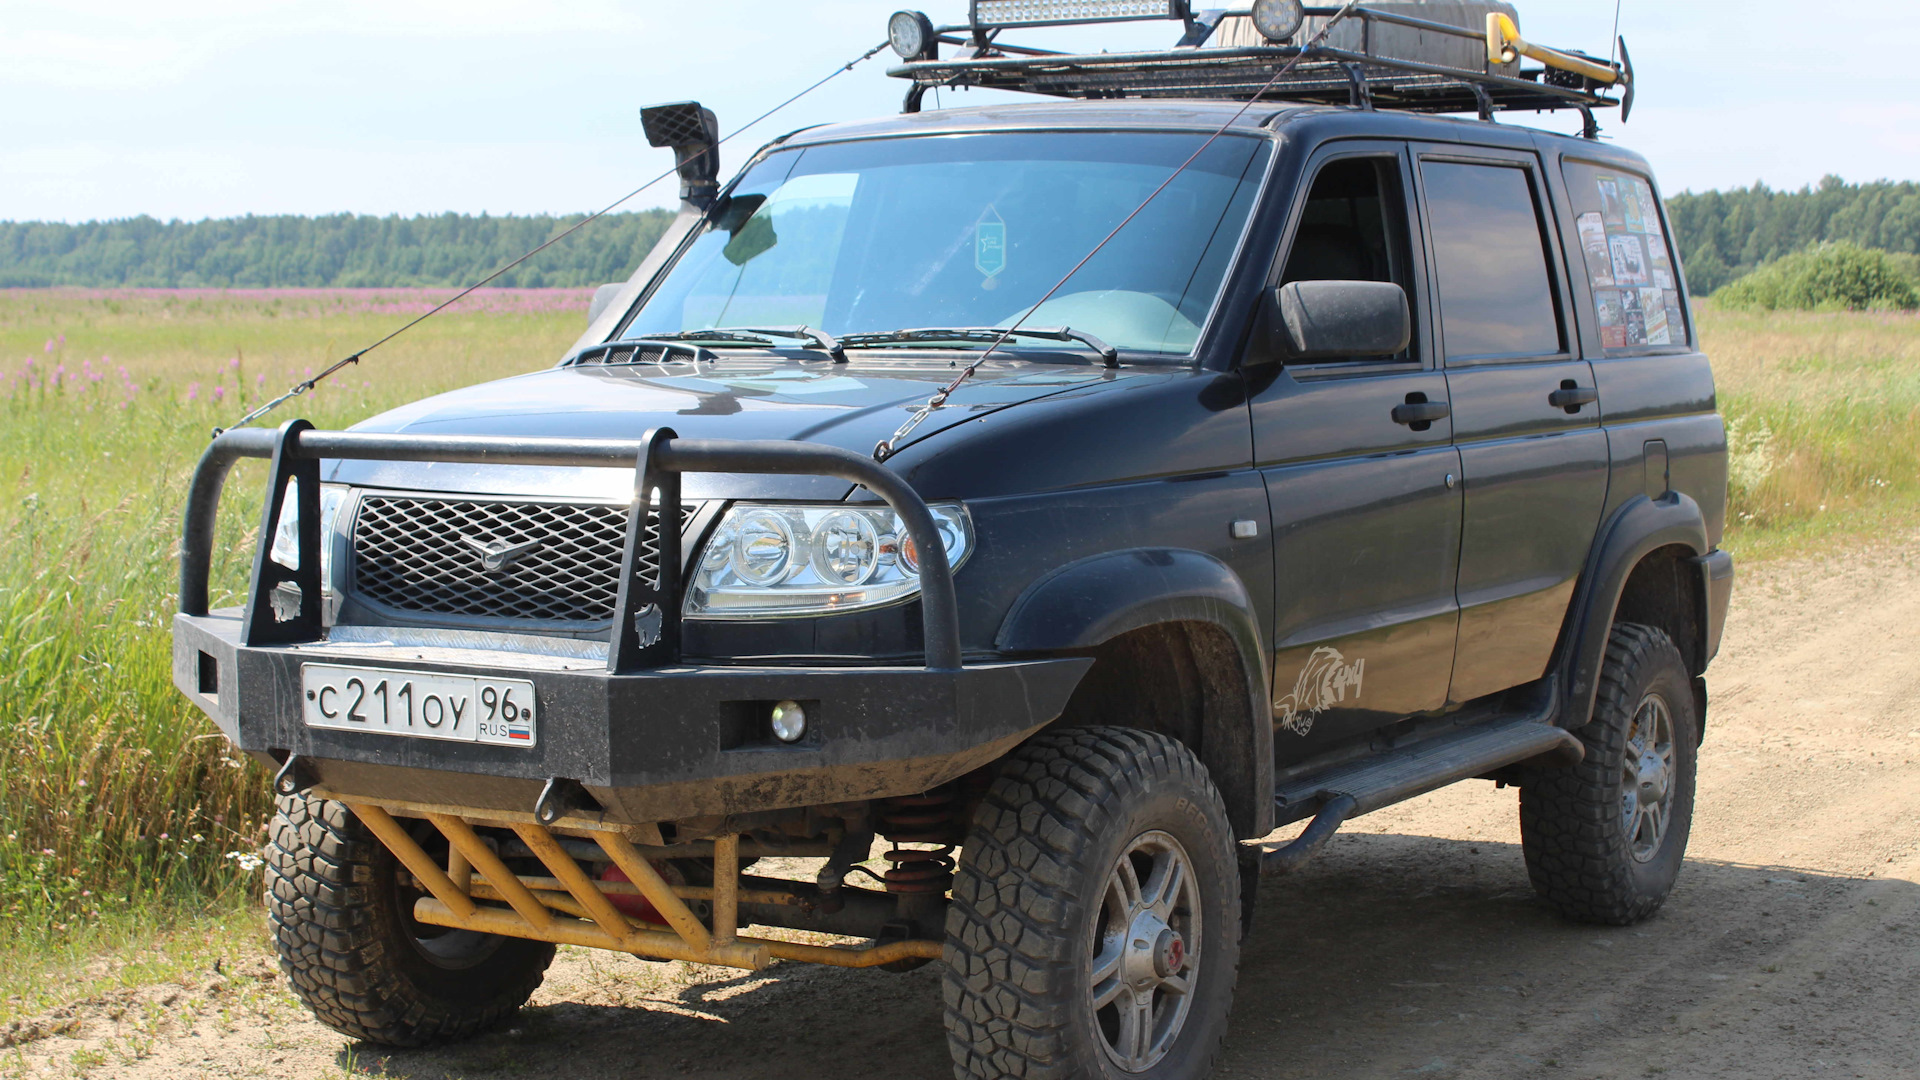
9;535;1919;1079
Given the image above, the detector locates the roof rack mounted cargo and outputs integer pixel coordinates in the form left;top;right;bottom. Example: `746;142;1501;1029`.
883;3;1632;137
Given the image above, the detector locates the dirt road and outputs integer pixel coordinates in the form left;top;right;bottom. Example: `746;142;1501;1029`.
9;537;1920;1079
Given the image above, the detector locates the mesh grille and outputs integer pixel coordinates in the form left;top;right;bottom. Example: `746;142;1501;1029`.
350;496;634;624
576;343;677;366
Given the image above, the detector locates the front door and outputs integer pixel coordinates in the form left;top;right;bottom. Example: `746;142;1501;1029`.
1411;146;1611;705
1251;146;1463;755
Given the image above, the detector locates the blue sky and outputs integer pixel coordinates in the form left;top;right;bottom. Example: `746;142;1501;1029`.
3;0;1916;223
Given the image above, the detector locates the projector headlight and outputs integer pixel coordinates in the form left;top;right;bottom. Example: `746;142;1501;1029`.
688;502;972;619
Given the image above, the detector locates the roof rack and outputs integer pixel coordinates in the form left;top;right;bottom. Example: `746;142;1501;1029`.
882;3;1633;135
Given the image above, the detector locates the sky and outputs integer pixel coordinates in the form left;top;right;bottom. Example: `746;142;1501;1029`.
3;0;1917;224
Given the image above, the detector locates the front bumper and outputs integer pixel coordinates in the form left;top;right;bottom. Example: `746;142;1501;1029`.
177;610;1089;822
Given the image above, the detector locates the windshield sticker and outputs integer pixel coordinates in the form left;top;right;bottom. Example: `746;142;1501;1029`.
975;206;1007;288
1609;234;1650;287
1648;245;1675;291
1596;176;1627;228
1578;212;1613;287
1274;646;1366;737
1620;182;1646;232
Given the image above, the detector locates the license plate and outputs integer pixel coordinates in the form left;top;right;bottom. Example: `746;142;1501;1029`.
301;664;538;747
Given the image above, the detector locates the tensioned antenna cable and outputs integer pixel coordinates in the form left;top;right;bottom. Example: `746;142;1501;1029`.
213;39;890;438
1610;0;1624;67
873;1;1361;461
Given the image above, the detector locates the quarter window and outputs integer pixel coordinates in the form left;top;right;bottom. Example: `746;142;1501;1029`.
1562;160;1689;352
1420;161;1564;361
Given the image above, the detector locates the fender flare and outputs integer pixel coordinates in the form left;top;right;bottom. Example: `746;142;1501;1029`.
996;548;1274;837
1558;493;1709;726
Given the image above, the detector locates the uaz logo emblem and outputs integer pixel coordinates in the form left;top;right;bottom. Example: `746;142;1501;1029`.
461;535;542;574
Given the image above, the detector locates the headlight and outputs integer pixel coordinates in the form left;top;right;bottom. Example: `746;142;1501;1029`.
687;502;972;619
270;483;350;592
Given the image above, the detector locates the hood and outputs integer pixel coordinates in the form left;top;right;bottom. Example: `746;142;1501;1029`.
328;356;1146;501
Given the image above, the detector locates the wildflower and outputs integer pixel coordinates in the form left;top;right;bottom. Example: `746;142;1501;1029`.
43;339;53;353
256;373;265;386
213;385;226;402
42;848;55;856
228;357;240;371
158;832;169;840
186;383;198;403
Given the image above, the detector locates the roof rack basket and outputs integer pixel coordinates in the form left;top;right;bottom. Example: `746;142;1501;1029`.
887;3;1631;129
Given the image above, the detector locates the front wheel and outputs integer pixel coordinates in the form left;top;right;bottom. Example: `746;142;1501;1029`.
943;727;1241;1080
264;793;555;1047
1520;623;1700;925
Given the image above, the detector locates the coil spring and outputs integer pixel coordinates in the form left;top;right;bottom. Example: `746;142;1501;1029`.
877;789;959;895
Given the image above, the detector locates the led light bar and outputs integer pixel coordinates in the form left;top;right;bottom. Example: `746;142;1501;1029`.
970;0;1189;30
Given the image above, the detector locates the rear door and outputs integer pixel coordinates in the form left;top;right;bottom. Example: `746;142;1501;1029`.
1411;145;1610;705
1251;142;1463;754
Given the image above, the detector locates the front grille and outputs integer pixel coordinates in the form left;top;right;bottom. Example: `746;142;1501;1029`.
350;496;635;624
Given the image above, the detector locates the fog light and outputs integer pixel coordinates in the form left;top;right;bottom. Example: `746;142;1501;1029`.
770;700;807;743
888;10;936;61
1250;0;1304;43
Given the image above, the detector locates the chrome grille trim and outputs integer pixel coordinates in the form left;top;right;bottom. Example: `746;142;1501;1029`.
349;495;634;625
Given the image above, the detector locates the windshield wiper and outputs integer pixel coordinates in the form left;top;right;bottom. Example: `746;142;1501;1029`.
638;326;844;361
838;326;1118;368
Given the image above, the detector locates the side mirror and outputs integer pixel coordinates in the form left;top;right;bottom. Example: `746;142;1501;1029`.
1263;280;1410;362
588;283;625;327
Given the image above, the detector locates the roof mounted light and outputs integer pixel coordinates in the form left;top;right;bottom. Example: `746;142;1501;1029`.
889;10;938;60
970;0;1190;31
1249;0;1304;43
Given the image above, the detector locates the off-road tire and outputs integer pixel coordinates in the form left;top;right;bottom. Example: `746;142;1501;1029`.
265;792;555;1046
1521;623;1699;925
943;727;1241;1080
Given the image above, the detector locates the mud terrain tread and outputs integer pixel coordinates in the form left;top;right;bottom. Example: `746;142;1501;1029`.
264;792;552;1046
1520;623;1694;926
941;726;1238;1080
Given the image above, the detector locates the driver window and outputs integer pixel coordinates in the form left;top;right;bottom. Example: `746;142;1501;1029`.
1278;157;1413;361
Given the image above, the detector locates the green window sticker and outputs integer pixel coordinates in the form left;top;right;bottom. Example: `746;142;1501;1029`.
975;206;1007;284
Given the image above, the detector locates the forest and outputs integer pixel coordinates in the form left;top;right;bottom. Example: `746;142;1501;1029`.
3;177;1918;296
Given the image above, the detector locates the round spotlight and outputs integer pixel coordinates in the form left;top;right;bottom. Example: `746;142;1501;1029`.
888;10;936;61
1250;0;1305;43
770;700;807;743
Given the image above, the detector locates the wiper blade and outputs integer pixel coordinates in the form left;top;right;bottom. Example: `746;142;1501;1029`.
640;326;845;360
838;326;1117;367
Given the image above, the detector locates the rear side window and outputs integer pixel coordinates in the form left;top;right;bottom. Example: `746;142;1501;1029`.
1561;159;1688;352
1419;160;1564;361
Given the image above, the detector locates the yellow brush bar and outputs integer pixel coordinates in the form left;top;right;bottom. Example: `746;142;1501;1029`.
1486;12;1621;86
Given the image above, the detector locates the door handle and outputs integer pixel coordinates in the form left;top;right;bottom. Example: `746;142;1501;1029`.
1549;384;1599;412
1391;398;1450;427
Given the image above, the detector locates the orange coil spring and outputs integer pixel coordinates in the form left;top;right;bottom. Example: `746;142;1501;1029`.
877;790;959;895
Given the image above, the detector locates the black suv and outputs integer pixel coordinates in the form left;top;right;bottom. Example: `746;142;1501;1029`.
173;7;1733;1078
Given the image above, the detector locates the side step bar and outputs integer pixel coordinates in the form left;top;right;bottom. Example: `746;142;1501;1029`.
1261;716;1584;872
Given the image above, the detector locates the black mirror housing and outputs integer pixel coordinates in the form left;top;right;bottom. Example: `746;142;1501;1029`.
1265;280;1411;362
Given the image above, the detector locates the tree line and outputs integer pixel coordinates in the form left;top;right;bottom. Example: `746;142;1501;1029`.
1665;176;1920;295
3;176;1918;295
0;210;676;289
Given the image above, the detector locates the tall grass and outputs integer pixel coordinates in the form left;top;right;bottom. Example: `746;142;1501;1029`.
0;289;583;946
0;288;1915;950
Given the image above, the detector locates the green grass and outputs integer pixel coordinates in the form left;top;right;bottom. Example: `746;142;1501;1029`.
0;287;1915;976
0;289;581;954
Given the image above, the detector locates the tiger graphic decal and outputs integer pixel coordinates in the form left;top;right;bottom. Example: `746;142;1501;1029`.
1275;646;1367;736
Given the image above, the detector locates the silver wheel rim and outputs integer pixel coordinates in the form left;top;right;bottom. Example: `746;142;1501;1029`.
1088;829;1201;1073
1621;692;1677;864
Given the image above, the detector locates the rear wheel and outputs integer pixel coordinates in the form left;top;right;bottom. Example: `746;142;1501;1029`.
943;727;1241;1080
1521;623;1699;925
265;792;554;1047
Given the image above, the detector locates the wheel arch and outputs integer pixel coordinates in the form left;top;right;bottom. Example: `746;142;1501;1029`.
995;548;1274;839
1558;494;1717;732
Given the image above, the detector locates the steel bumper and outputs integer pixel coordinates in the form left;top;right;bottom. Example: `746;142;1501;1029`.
176;609;1090;823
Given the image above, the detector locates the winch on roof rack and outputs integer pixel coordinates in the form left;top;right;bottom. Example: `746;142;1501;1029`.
882;1;1633;129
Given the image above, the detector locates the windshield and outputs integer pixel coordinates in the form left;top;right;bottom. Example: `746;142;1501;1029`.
622;131;1269;357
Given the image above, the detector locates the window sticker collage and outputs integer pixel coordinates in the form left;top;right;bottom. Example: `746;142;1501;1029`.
1577;174;1686;350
